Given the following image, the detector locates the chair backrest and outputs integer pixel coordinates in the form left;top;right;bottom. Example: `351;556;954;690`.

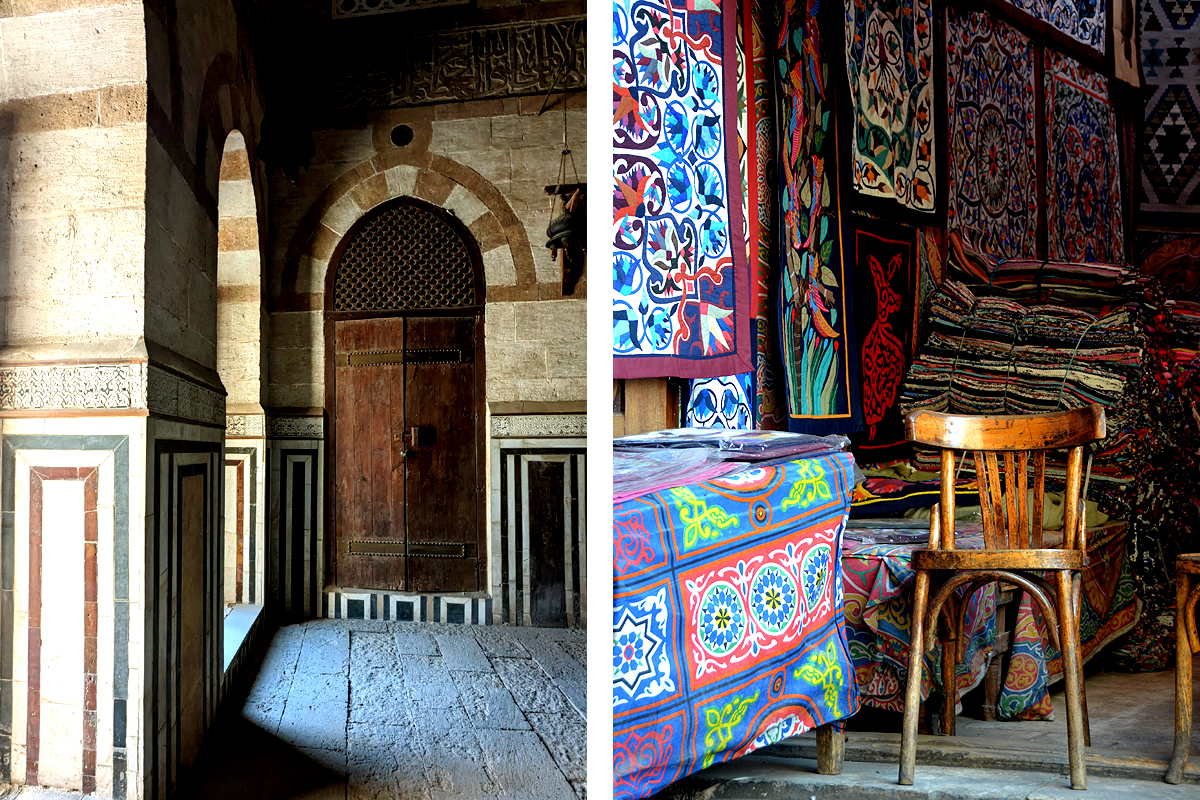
904;405;1106;552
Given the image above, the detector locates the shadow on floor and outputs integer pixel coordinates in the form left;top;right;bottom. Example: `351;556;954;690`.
180;619;586;800
178;715;345;800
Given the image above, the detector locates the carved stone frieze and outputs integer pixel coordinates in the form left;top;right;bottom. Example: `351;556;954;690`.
313;18;585;112
332;0;468;19
226;414;266;437
147;366;226;427
270;416;324;439
490;414;585;439
0;363;147;410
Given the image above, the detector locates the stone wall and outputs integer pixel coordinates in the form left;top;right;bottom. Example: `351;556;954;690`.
265;94;587;412
0;2;148;356
144;0;265;385
141;2;267;799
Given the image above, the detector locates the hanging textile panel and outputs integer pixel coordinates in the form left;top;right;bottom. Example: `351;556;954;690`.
613;0;752;378
915;226;944;343
756;318;788;429
749;0;786;429
994;0;1106;53
1044;51;1125;264
750;0;774;318
737;8;750;254
613;453;861;800
1139;0;1200;224
946;8;1038;261
844;0;937;212
778;0;862;435
848;217;917;462
685;374;755;428
679;5;758;431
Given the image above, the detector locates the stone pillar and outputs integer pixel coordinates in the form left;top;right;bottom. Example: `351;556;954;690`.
0;2;265;798
218;131;266;607
0;3;150;796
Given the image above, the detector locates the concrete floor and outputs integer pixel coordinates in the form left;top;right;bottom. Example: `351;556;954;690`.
186;618;587;800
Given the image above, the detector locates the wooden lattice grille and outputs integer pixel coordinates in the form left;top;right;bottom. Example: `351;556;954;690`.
333;203;476;312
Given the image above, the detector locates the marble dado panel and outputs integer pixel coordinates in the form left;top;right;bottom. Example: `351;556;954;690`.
490;414;585;439
0;435;133;797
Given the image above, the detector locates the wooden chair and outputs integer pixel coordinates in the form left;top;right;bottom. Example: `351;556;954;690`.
898;405;1106;791
1166;553;1200;784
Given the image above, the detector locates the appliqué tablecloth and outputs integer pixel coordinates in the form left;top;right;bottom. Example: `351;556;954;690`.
613;453;860;799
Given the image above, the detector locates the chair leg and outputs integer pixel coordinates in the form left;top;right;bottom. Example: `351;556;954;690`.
1166;570;1193;785
1056;570;1087;790
899;569;932;786
1072;572;1091;747
940;598;958;737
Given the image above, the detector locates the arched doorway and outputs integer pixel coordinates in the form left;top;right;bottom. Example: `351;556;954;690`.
326;197;486;594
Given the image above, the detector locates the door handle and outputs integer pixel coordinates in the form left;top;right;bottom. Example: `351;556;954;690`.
411;426;420;448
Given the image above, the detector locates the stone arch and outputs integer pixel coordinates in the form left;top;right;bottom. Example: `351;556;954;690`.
278;151;536;304
216;129;265;411
216;127;267;611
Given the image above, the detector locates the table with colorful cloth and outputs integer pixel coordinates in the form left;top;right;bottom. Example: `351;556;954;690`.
613;453;861;800
842;521;1140;721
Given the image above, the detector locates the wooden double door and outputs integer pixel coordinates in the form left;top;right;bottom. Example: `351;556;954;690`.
332;314;483;592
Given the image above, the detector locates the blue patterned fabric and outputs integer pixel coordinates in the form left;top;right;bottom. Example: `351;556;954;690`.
613;454;860;799
613;0;752;378
685;374;755;429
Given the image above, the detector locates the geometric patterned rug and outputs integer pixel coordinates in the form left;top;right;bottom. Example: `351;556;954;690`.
1140;0;1200;227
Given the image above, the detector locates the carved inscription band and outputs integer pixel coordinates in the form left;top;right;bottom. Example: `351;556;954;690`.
314;18;586;111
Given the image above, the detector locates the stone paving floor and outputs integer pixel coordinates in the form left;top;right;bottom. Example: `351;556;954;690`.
178;618;587;800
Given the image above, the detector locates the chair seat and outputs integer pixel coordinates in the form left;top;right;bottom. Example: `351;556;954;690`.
912;548;1083;572
1178;553;1200;575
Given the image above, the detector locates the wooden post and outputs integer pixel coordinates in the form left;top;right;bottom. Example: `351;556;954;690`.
815;723;844;775
614;378;677;436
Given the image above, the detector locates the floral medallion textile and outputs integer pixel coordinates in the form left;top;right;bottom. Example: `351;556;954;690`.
1044;51;1124;264
946;9;1038;260
995;0;1106;53
843;522;1139;719
613;454;860;799
844;0;937;212
1139;0;1200;226
777;0;861;435
613;0;753;378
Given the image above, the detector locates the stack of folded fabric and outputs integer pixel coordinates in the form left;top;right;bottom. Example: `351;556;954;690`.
946;234;1133;306
1173;300;1200;392
899;278;1144;512
896;241;1200;671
